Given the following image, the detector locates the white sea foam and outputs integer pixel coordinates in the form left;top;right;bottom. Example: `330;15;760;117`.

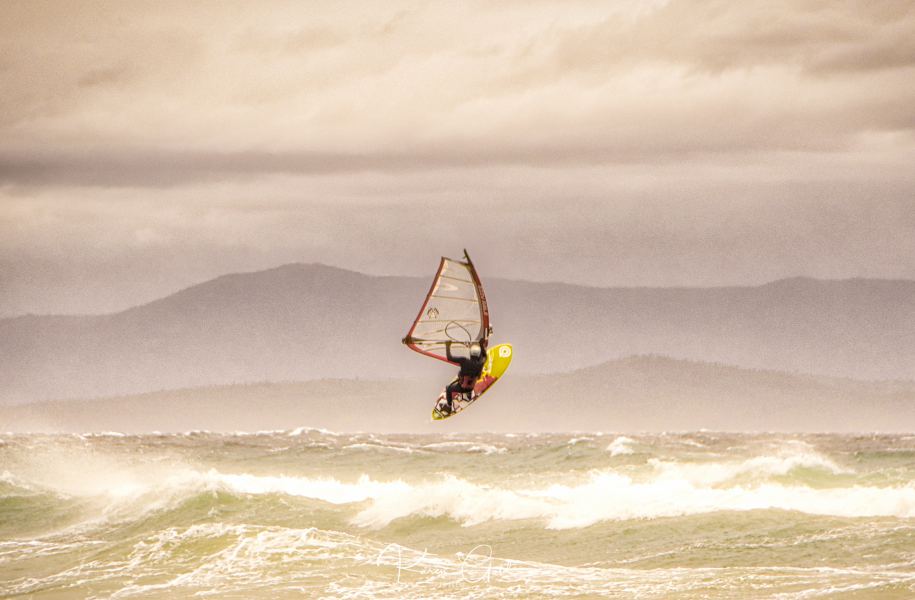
5;433;913;537
679;438;707;448
231;429;288;436
342;442;419;454
154;467;915;530
568;437;594;445
207;471;410;504
0;470;38;494
32;522;728;599
9;519;912;600
106;522;665;598
6;434;915;599
9;455;915;532
350;470;914;529
648;449;848;486
287;426;340;437
421;441;507;454
606;436;635;456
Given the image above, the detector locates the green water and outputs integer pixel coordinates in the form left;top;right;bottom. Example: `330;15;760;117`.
2;431;915;598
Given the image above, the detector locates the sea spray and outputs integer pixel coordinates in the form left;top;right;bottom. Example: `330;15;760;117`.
3;432;915;598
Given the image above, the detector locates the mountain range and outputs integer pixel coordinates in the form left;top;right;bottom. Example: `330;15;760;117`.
1;263;914;404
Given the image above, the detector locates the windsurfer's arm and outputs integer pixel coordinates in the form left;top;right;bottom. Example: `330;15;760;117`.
446;342;472;370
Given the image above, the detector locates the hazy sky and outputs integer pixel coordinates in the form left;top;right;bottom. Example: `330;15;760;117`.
2;0;914;315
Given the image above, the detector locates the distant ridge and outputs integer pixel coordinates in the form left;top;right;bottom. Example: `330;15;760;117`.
1;264;914;404
3;355;913;433
6;262;915;318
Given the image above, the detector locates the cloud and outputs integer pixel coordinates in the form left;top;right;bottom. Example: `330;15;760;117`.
0;0;912;186
540;0;915;76
0;0;913;314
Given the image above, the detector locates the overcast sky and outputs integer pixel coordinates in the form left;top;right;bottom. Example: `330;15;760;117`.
2;0;914;315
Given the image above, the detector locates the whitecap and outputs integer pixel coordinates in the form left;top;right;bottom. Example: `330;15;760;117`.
342;443;417;454
606;436;635;456
421;441;507;454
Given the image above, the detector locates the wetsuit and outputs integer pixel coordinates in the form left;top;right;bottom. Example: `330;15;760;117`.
444;342;487;410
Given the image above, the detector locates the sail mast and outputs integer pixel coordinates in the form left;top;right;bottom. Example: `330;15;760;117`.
462;249;490;340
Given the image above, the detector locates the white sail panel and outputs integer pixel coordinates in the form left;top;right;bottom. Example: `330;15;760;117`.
404;255;489;364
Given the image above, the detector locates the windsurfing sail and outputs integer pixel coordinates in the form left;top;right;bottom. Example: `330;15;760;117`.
403;249;490;365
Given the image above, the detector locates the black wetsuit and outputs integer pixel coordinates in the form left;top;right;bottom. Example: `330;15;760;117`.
445;343;487;409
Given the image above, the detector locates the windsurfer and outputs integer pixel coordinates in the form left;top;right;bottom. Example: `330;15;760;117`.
443;340;487;412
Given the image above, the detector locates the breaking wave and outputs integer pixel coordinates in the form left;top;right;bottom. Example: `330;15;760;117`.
6;454;912;531
5;433;915;599
606;436;636;456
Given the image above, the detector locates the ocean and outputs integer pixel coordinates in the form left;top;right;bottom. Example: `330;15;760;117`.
2;430;915;598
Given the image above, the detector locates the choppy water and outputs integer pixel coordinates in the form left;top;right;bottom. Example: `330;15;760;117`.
2;430;915;598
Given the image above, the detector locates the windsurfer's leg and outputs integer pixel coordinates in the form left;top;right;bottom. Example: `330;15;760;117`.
459;383;474;402
445;381;461;410
464;377;478;398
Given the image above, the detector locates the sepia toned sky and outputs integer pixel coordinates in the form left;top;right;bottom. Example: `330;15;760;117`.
2;0;914;315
